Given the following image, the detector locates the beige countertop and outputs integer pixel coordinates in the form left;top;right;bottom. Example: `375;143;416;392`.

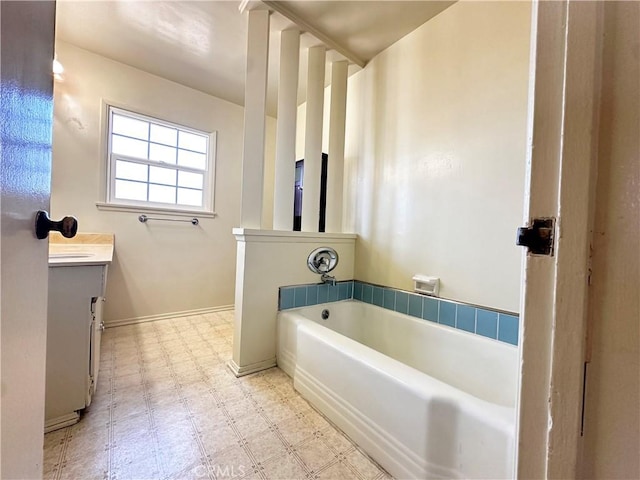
49;233;115;267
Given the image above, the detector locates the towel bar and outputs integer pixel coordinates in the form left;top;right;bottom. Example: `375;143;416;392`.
138;214;199;226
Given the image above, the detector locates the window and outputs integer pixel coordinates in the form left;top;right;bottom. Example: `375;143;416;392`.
105;106;215;212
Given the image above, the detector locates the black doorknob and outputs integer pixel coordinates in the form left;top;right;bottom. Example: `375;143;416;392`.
35;210;78;240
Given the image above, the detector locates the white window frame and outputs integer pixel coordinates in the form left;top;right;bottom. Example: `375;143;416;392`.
102;105;216;215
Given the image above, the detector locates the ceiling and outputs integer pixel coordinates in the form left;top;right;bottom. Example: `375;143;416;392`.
55;1;454;116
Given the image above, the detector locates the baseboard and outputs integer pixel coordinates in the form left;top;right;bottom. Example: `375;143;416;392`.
227;358;277;377
105;305;234;328
44;412;80;433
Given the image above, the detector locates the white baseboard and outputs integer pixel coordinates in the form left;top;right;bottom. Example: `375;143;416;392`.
44;412;80;433
227;358;277;377
105;305;234;328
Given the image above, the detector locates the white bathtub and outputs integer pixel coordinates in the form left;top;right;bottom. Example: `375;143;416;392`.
277;300;518;479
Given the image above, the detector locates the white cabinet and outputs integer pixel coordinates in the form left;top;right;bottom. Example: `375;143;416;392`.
45;264;107;432
89;294;104;404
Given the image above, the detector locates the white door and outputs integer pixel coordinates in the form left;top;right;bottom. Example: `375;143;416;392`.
516;1;603;477
0;2;56;478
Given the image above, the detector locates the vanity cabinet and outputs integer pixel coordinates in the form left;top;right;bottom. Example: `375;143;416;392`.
45;264;107;432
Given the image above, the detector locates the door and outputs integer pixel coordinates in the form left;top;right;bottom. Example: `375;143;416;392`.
0;2;56;478
516;1;603;477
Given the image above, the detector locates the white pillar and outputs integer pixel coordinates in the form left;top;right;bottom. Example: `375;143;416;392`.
301;45;326;232
272;29;300;231
240;9;270;228
326;61;348;233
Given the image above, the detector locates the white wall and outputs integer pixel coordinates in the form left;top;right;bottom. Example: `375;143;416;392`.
582;2;640;477
231;230;355;375
342;2;531;312
51;41;276;323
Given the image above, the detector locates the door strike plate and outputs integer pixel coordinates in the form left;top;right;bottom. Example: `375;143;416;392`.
516;217;555;256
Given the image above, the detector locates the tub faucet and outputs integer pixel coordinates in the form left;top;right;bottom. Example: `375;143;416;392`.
321;273;336;286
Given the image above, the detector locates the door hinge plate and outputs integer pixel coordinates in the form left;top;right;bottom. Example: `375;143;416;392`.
516;217;555;255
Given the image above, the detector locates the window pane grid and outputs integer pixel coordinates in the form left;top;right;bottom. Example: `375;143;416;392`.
176;146;209;156
112;157;204;207
150;124;177;147
113;176;203;191
108;106;212;210
112;154;206;174
112;114;149;140
111;138;207;170
174;185;202;192
149;143;178;164
110;113;208;156
112;132;152;143
178;130;207;153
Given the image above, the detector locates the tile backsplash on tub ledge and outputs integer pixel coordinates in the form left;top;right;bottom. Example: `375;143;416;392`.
278;280;519;346
279;281;353;310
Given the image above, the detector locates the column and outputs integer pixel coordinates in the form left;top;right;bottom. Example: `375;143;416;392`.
272;29;300;230
326;60;348;233
240;9;270;228
301;45;326;232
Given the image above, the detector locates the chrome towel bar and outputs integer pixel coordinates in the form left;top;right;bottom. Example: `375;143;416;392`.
138;214;199;226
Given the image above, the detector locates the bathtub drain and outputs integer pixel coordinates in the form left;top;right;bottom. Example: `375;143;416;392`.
321;309;330;320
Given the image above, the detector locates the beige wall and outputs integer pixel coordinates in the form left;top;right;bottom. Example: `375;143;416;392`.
582;2;640;478
342;2;531;312
51;42;276;323
231;230;355;375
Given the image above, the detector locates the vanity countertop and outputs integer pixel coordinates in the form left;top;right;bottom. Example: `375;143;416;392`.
49;233;115;267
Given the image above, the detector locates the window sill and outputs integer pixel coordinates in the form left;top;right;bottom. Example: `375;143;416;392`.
95;202;217;218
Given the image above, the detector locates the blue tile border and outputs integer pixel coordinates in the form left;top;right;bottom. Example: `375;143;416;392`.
372;286;384;307
362;284;373;304
476;309;498;339
439;302;456;327
423;297;439;323
278;280;519;346
408;294;422;318
498;314;519;346
353;282;363;301
383;289;395;310
279;281;353;312
395;291;409;315
456;305;476;333
293;286;307;308
279;287;295;310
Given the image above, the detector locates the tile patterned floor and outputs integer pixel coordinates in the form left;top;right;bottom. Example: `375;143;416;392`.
43;311;390;480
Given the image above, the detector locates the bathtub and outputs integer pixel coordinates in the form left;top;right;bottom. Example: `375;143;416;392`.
277;300;518;479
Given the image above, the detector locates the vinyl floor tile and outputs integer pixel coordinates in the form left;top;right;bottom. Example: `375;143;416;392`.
259;453;308;480
43;311;390;480
111;456;161;480
345;449;387;479
316;460;358;479
294;437;337;474
158;441;203;478
320;427;355;455
276;417;317;447
245;428;288;464
209;444;253;472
